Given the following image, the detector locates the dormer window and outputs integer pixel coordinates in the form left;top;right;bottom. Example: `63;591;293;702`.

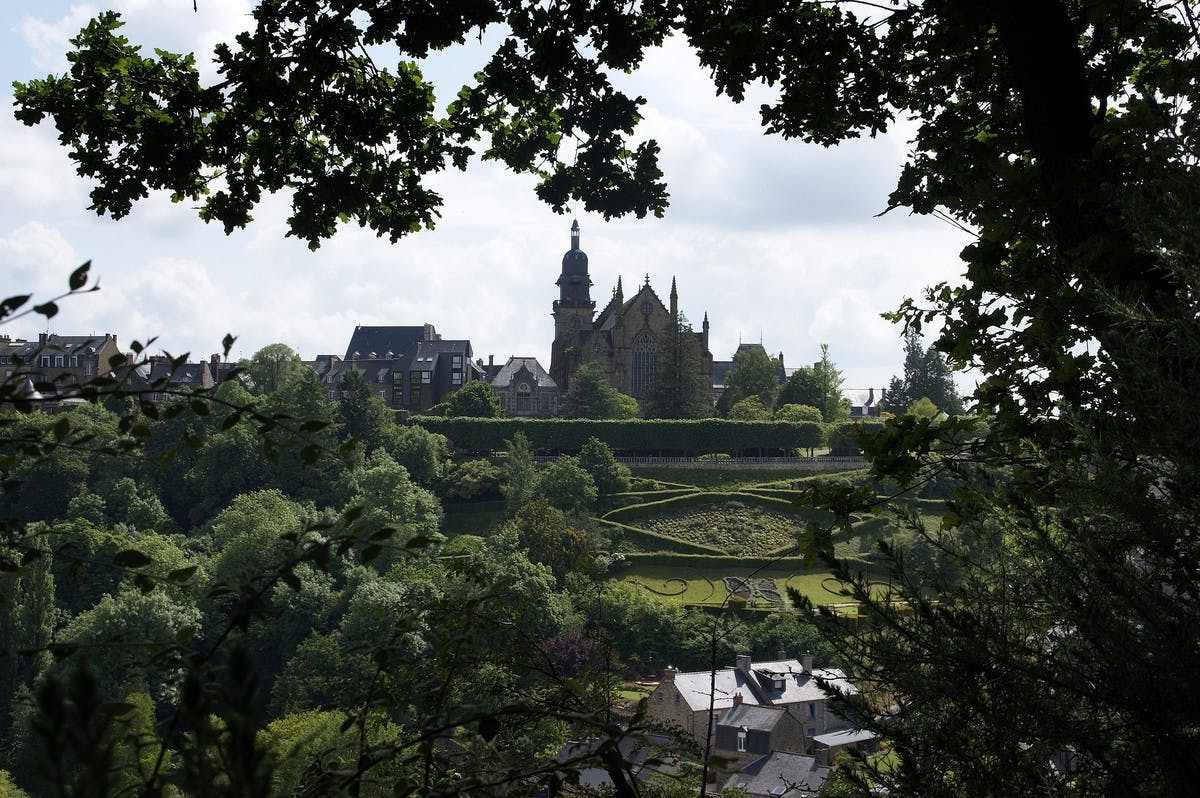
736;728;747;752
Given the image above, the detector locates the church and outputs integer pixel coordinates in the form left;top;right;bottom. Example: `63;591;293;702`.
549;221;714;403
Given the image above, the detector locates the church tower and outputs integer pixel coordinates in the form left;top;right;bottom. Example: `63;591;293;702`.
550;220;596;390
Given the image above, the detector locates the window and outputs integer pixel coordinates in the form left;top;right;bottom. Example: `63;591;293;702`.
70;355;80;367
452;355;462;369
421;371;431;383
516;382;532;412
451;373;462;385
40;356;51;368
55;355;64;367
632;333;657;396
736;729;747;752
807;703;816;720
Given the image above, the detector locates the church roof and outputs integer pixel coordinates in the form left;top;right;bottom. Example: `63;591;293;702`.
489;356;557;389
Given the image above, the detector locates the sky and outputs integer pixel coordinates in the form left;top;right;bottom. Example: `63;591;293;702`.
0;1;973;391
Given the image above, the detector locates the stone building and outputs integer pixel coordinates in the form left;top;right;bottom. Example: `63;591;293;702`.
488;356;559;417
645;654;855;756
548;221;713;403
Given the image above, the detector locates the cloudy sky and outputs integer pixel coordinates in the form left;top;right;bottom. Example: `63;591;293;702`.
1;1;972;390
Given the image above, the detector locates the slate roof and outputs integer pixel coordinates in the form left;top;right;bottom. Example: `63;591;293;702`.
669;659;855;714
555;732;681;791
489;357;556;389
343;325;429;361
724;751;830;797
720;702;788;733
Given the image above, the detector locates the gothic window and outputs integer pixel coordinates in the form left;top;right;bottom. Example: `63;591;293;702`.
516;382;532;412
633;333;657;396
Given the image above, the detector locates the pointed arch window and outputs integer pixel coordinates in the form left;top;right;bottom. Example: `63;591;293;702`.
633;333;658;397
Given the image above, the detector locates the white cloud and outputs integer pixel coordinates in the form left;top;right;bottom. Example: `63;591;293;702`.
2;4;976;392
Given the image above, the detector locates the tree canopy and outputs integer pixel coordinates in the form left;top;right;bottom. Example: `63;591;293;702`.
715;345;780;416
432;379;504;418
561;362;638;419
884;329;963;415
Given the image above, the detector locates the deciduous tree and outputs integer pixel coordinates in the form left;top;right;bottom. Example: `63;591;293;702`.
716;346;780;416
562;363;638;419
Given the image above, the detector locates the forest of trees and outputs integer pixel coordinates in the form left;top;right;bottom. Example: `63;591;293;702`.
7;0;1200;795
0;350;837;794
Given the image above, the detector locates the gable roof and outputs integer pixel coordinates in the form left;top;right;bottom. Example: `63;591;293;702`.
489;356;557;389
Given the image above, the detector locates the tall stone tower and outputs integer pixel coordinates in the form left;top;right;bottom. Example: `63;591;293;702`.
550;220;596;390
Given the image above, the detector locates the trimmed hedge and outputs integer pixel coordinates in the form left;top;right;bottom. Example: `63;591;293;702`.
827;420;885;456
409;418;826;455
616;552;814;570
596;518;725;555
601;490;796;523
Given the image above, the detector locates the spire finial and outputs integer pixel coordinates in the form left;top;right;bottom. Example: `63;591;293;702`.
570;219;580;250
644;273;651;286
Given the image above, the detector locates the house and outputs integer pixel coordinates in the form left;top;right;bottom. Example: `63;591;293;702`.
311;324;483;412
845;388;886;418
714;697;806;767
0;333;123;408
127;354;219;402
646;654;855;756
488;356;559;417
722;750;831;798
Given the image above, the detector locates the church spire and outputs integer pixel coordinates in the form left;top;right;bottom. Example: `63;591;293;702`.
615;275;624;304
670;276;678;319
570;219;580;250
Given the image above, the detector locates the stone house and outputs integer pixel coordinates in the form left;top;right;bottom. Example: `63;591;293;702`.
309;324;483;412
488;356;559;417
646;654;855;757
1;333;123;407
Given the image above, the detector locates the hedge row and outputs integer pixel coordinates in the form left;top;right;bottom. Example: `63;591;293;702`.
616;552;814;571
410;418;827;455
601;490;795;524
596;518;724;555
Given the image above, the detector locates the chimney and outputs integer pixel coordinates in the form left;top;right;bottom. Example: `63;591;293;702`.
867;387;875;405
736;654;751;674
211;353;220;365
802;652;813;675
733;691;743;706
489;354;494;367
662;666;677;683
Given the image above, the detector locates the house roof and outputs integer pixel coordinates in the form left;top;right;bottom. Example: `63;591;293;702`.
668;659;855;713
719;702;788;733
343;325;431;361
724;751;830;798
489;357;557;389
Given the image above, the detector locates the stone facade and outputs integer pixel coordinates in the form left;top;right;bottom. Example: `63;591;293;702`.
549;221;713;404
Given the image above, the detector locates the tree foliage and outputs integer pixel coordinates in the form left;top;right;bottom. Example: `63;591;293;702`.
643;314;712;419
883;329;963;415
432;378;504;418
14;0;1200;794
716;346;780;416
561;362;639;419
